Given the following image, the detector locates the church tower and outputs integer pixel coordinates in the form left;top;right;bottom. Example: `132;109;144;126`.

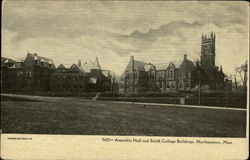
201;32;216;70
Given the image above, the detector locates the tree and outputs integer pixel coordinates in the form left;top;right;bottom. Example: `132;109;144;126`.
236;61;248;91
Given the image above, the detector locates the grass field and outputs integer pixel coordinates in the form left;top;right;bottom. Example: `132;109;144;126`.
1;95;246;137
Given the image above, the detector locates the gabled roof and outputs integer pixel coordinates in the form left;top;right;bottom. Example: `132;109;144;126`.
57;64;66;69
120;59;148;79
144;64;155;72
1;57;16;64
172;60;182;68
70;64;87;75
179;59;195;71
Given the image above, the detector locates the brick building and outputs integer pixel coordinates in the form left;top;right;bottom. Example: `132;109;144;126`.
1;52;55;92
50;57;112;93
120;56;157;93
154;55;195;93
1;57;26;92
24;53;56;91
50;62;88;92
120;32;231;94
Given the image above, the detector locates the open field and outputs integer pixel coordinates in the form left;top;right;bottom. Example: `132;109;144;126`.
1;94;246;137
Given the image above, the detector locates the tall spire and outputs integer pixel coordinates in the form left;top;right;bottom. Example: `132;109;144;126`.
95;56;101;69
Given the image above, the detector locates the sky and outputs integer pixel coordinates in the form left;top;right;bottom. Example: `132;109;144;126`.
2;0;249;78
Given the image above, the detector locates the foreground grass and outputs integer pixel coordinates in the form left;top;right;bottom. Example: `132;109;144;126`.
1;96;246;137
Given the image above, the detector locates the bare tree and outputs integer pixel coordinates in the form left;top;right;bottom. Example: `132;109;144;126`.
236;61;248;91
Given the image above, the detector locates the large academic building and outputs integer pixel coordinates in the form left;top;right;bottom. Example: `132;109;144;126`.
120;32;232;93
1;52;55;92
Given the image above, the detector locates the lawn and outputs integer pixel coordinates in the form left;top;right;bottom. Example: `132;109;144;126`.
1;95;246;137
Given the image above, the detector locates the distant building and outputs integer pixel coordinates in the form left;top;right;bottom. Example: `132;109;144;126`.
119;32;231;94
154;54;195;92
50;62;88;92
120;56;157;93
1;57;25;92
82;57;112;92
50;57;112;93
199;32;229;90
24;53;56;91
1;52;55;92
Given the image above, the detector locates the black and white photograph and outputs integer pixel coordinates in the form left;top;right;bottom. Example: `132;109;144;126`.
1;0;249;159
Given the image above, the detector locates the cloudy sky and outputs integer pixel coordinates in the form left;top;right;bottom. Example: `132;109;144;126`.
2;0;249;77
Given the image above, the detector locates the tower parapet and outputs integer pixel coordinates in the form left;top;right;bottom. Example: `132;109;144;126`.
201;32;216;70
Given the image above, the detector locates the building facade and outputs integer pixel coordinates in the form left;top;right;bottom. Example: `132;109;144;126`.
120;32;231;94
24;53;56;91
199;32;228;90
1;52;55;92
50;63;88;92
120;56;157;93
50;57;112;93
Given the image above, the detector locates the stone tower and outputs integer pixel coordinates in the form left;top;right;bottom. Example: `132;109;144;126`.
201;32;216;70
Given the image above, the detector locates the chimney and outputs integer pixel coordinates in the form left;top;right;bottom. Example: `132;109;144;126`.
184;54;187;60
78;59;81;67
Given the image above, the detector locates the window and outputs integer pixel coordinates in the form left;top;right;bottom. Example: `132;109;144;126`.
74;84;77;88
